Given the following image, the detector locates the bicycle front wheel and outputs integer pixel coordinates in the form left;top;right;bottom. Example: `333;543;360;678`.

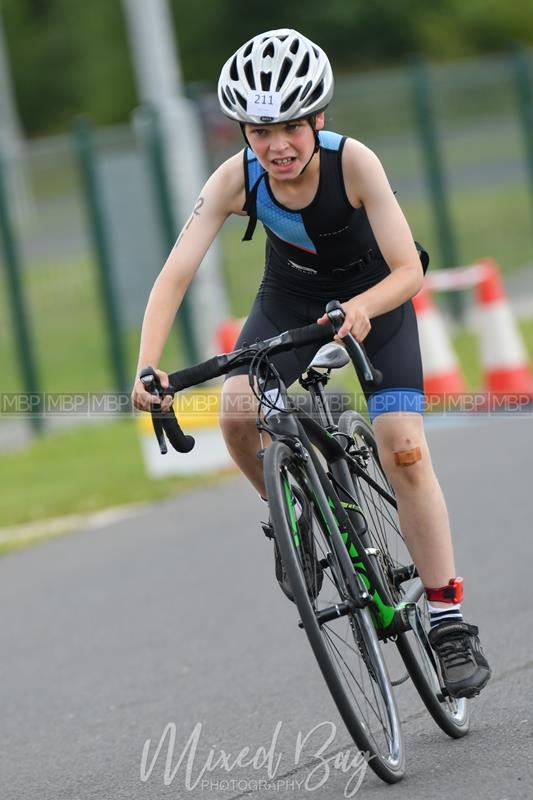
264;440;405;784
337;411;469;738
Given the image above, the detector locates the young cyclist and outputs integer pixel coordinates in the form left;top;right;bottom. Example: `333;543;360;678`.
132;29;490;699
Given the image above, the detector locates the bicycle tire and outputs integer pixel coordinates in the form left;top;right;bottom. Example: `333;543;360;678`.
337;410;469;738
264;440;405;783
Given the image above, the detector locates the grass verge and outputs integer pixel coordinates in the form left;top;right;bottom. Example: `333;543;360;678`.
0;416;234;553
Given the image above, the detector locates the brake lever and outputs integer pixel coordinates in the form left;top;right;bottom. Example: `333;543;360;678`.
139;367;171;454
139;366;195;455
325;300;382;387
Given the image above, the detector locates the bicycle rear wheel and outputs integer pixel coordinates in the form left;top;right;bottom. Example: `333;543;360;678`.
337;411;469;738
264;440;405;784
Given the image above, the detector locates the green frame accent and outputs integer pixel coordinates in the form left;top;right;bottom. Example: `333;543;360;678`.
331;498;397;630
273;406;404;635
283;466;401;633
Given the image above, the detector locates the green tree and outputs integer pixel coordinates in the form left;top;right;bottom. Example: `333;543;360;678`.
1;0;135;134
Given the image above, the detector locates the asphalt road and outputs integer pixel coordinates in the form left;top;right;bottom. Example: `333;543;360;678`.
1;416;532;800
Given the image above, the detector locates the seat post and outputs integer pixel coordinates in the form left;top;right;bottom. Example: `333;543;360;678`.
314;378;336;429
300;369;336;429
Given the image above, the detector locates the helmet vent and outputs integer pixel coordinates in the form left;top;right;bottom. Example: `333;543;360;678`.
243;60;256;89
281;88;300;113
296;52;310;77
289;38;300;54
276;57;293;90
220;89;232;110
243;41;253;58
234;89;247;110
260;71;272;91
225;86;235;104
263;42;275;58
300;80;312;101
229;57;239;81
303;80;324;108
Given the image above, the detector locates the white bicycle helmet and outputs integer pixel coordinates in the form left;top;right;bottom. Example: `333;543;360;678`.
218;29;334;124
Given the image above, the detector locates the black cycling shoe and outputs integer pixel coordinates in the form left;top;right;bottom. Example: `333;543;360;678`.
429;620;491;699
263;488;323;602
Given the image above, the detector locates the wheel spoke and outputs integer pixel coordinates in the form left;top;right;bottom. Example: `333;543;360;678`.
337;413;470;740
321;623;393;750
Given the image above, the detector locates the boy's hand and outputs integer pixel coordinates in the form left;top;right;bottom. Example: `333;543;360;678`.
317;298;371;342
131;369;173;412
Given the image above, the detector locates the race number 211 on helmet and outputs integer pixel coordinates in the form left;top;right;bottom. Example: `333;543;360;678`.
217;29;334;124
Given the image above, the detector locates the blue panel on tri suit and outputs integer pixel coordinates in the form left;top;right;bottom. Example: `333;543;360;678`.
317;130;343;150
256;181;317;253
246;150;263;185
367;389;425;421
246;149;317;254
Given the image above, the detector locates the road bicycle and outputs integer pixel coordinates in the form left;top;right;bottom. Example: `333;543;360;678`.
140;300;469;784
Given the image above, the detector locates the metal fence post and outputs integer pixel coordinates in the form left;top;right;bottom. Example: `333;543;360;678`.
410;58;462;316
135;105;199;364
0;150;43;433
511;47;533;232
73;117;129;399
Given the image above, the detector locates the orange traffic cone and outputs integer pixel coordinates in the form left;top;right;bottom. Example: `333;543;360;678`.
412;285;466;395
216;317;245;354
475;259;533;395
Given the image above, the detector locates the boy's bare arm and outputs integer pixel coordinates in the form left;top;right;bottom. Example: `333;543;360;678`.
132;153;245;410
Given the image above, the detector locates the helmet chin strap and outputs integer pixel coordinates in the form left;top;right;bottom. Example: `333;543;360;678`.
298;116;320;176
239;123;250;148
239;115;320;176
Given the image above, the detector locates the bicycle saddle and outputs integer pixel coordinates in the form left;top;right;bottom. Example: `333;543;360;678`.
308;342;350;371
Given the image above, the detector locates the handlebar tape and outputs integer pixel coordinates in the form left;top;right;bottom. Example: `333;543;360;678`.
167;355;224;393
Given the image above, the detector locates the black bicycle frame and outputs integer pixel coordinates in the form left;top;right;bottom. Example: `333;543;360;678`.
264;385;406;634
